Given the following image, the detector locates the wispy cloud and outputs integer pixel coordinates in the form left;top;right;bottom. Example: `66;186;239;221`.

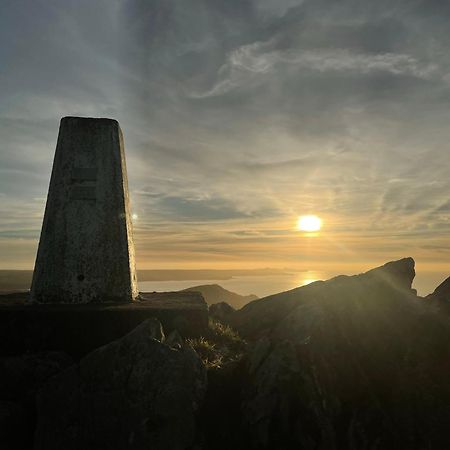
2;0;450;273
191;40;440;98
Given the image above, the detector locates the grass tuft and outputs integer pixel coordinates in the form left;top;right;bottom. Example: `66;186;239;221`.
187;318;246;369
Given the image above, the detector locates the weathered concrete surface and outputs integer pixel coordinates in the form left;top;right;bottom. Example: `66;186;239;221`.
31;117;138;303
0;292;208;359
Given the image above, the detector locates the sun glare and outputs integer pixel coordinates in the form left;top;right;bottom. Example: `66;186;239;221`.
297;215;322;232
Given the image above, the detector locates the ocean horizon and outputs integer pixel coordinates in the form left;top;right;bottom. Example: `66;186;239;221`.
139;269;447;299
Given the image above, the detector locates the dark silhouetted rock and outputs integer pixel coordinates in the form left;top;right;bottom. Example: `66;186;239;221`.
231;258;450;449
183;284;257;309
209;302;236;323
242;338;304;448
427;276;450;307
0;400;29;450
0;352;73;401
0;352;73;450
165;329;183;349
232;257;417;340
34;318;206;450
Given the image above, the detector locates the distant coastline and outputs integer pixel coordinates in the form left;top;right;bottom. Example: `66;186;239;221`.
0;268;298;293
1;268;445;298
137;268;298;281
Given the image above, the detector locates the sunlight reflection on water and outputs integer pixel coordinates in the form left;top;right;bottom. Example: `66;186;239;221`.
139;271;328;299
138;269;447;299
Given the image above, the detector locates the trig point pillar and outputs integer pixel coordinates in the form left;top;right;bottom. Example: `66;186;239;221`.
31;117;138;303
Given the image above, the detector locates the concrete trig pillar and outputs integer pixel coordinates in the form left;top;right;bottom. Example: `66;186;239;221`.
31;117;138;303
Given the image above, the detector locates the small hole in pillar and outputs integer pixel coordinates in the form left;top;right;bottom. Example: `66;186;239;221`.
77;274;85;281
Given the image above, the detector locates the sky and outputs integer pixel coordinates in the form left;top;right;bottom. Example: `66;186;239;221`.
1;0;450;283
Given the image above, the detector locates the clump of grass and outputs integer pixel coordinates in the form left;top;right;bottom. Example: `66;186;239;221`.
207;318;243;350
187;319;246;369
187;337;223;368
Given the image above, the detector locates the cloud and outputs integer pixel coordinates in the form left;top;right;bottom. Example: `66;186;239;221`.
2;0;450;271
255;0;305;19
191;39;440;98
134;191;283;222
146;194;249;221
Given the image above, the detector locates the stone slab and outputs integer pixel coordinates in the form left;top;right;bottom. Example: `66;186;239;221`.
0;292;208;359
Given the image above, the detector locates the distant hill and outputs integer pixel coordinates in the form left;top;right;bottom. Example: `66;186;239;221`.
181;284;258;309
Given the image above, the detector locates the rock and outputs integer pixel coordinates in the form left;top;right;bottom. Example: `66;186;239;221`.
231;257;417;340
0;401;30;450
182;284;258;309
34;318;207;450
427;276;450;305
0;352;73;450
0;352;73;401
209;302;236;323
195;360;249;450
231;259;450;449
242;339;304;448
366;257;416;288
165;329;183;349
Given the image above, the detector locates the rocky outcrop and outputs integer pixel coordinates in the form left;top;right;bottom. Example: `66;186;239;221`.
182;284;258;309
0;352;73;402
231;258;450;449
0;352;73;450
242;339;305;448
209;302;236;323
0;401;28;450
427;276;450;307
34;318;206;450
231;257;417;340
4;259;450;450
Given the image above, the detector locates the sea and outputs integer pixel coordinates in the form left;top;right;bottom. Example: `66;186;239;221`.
139;270;447;299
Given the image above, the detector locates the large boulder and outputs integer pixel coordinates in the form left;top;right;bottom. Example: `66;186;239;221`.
209;302;236;324
427;276;450;310
0;352;73;450
34;318;207;450
0;352;73;402
0;400;30;450
183;284;257;309
241;338;306;448
231;257;417;340
233;258;450;449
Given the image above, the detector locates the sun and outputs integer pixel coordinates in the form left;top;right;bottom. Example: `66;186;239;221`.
297;215;322;232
